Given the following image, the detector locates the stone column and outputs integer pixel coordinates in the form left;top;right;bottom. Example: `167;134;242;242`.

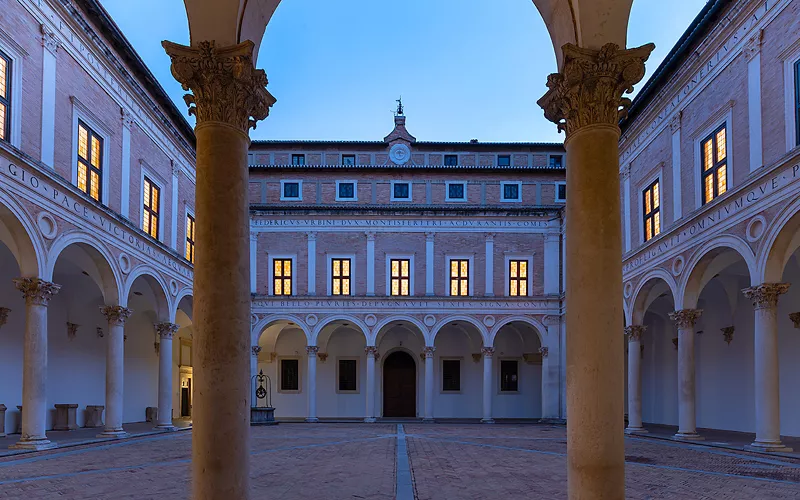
669;309;703;440
621;166;632;253
10;278;60;450
538;42;654;498
745;31;763;173
481;347;494;423
163;40;275;500
423;346;436;422
306;346;319;422
365;346;378;422
624;325;647;434
155;322;179;430
742;283;792;452
99;305;132;438
541;316;562;420
425;232;434;296
40;27;60;168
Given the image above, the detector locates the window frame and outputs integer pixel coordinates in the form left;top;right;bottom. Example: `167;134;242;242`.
386;254;414;296
277;357;302;394
782;43;800;152
700;123;729;206
335;180;358;201
268;254;296;296
445;181;468;202
335;357;360;394
327;254;355;296
184;210;196;264
0;49;11;143
141;174;163;241
390;180;413;202
795;59;800;149
443;154;458;166
445;255;473;297
641;178;662;243
280;180;303;201
291;154;306;166
498;358;520;394
497;155;511;167
71;98;111;205
693;108;733;208
554;182;567;203
500;181;523;203
440;357;462;393
341;154;356;166
548;154;564;169
506;256;532;298
0;39;23;147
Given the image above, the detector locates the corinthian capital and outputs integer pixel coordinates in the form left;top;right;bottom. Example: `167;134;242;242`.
161;40;276;132
537;43;655;138
14;278;61;306
742;283;790;310
154;322;179;339
100;305;133;326
669;309;702;329
625;325;647;342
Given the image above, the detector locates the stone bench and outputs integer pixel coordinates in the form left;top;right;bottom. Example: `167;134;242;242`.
0;404;6;437
85;405;104;428
54;404;78;431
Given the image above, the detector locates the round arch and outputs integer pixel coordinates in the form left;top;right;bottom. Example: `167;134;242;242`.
0;193;44;277
678;235;757;309
311;315;369;346
630;268;679;325
758;199;800;283
431;315;488;346
488;315;546;347
173;287;194;323
252;315;311;346
372;315;429;346
124;265;171;323
46;232;123;305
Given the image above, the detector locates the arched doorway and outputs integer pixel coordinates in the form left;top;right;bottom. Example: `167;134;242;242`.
383;351;416;418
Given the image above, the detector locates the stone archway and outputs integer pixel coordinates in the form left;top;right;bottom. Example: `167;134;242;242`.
382;350;417;418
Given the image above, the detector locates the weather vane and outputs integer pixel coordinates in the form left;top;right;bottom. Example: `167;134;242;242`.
395;96;404;116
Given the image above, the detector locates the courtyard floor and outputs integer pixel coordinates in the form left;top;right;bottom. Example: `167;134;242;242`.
1;423;799;499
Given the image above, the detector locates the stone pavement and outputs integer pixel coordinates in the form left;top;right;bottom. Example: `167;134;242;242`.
0;423;799;499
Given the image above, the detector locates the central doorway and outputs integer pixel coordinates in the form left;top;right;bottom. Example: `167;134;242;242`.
383;351;417;417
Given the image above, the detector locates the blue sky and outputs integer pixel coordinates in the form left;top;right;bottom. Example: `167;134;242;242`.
98;0;707;143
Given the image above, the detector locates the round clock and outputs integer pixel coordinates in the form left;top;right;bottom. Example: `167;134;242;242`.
389;143;411;165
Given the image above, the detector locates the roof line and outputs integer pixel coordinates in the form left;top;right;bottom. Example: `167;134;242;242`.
249;164;565;170
251;140;564;147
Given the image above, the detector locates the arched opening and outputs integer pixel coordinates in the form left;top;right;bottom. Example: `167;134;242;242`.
491;320;543;419
382;351;417;418
255;318;311;419
174;293;194;421
432;319;485;418
315;317;368;419
375;318;427;418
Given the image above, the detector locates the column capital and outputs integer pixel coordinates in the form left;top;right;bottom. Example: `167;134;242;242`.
789;312;800;329
537;43;654;138
250;231;258;242
620;164;631;180
171;160;182;178
742;283;790;310
365;231;376;242
161;40;276;132
14;278;61;306
669;309;702;328
41;24;61;55
306;345;320;355
154;322;179;339
423;346;436;358
669;112;682;133
538;346;549;358
251;345;262;357
120;107;135;128
425;232;435;242
744;29;763;62
625;325;647;342
100;305;133;326
365;346;379;358
485;233;495;243
307;231;317;241
481;346;495;357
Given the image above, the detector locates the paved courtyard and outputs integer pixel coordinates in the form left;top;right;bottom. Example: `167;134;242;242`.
0;423;799;499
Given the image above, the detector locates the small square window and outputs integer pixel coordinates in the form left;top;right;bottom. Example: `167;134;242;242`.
392;182;411;201
446;182;466;201
498;155;511;167
280;359;299;392
291;154;305;166
556;183;566;202
442;359;461;392
338;359;358;392
342;154;356;166
549;155;563;169
337;182;356;200
282;181;301;200
502;182;521;202
500;360;518;392
444;155;458;166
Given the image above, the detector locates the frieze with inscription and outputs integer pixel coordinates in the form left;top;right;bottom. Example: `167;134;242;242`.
252;219;551;230
252;297;557;312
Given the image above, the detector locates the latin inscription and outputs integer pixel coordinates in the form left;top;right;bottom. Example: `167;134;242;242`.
252;299;552;310
252;219;549;229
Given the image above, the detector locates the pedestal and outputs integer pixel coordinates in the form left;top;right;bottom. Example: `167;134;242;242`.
85;405;105;428
53;404;78;431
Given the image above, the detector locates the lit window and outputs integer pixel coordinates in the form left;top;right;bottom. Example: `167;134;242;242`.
390;259;410;296
446;182;466;201
77;121;103;202
509;260;528;297
555;182;567;202
337;181;356;200
449;259;469;297
280;359;299;391
794;60;800;147
444;154;458;166
282;181;301;200
273;259;292;296
0;50;11;142
392;182;411;201
498;155;511;167
338;359;358;392
142;176;160;239
442;359;461;392
332;258;351;296
701;125;728;205
642;180;661;242
342;154;356;166
500;360;518;392
185;214;195;263
291;154;305;166
501;182;521;202
549;155;563;169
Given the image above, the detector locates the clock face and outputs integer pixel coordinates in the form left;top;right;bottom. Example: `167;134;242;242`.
389;144;411;165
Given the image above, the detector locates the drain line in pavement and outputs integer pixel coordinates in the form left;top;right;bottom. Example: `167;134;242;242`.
396;425;415;500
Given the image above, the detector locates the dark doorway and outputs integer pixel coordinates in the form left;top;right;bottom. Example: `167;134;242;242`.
383;351;416;417
181;379;191;417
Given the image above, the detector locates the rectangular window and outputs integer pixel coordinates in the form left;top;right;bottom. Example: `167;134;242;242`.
392;182;411;201
556;182;567;202
338;359;358;392
449;259;469;297
701;125;728;205
795;60;800;147
337;181;356;200
442;359;461;392
142;176;160;239
509;260;528;297
502;182;521;202
446;182;466;201
185;214;196;264
390;259;410;296
444;154;458;166
273;258;292;296
0;50;11;142
497;155;511;167
291;154;305;166
282;181;301;200
642;180;661;242
342;154;356;166
332;258;351;296
549;155;563;169
77;121;103;202
500;360;518;392
280;359;299;391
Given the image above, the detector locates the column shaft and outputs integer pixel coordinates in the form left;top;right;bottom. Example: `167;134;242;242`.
481;348;494;423
306;346;319;422
365;347;377;422
484;236;494;296
669;309;702;440
366;234;375;296
100;306;131;438
425;234;434;296
625;326;647;434
541;319;561;420
423;347;435;421
155;323;178;430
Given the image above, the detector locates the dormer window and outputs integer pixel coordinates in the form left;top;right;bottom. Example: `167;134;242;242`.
291;154;305;166
342;154;356;166
498;155;511;167
444;155;458;166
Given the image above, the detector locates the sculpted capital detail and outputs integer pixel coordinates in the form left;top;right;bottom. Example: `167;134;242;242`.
100;305;133;326
537;43;655;137
625;325;647;342
162;40;276;132
14;278;61;306
742;283;790;310
669;309;702;329
154;322;179;339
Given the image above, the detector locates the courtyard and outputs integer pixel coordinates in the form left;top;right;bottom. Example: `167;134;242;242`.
0;423;798;499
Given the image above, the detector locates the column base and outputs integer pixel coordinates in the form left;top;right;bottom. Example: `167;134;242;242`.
625;426;649;435
673;432;704;441
364;417;376;423
305;417;319;423
9;438;57;451
746;441;793;453
422;418;435;423
153;424;176;432
480;418;495;424
97;430;129;439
